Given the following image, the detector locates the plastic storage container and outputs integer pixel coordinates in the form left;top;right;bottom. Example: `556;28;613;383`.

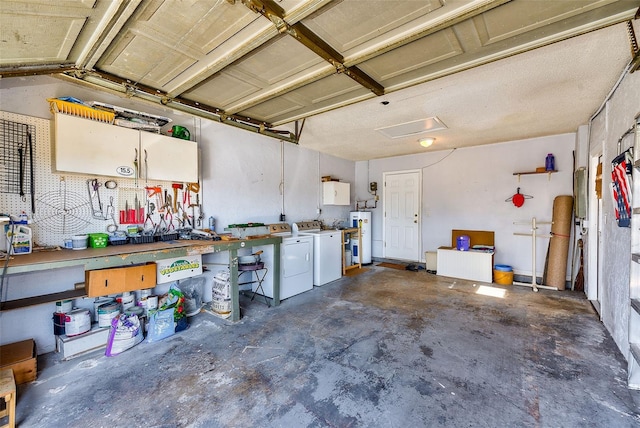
89;233;108;248
456;235;470;251
494;265;514;285
545;153;555;171
5;225;32;255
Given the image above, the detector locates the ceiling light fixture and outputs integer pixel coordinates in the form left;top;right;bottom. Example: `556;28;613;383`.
419;137;435;147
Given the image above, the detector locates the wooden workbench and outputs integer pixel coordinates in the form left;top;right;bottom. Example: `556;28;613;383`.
2;237;282;322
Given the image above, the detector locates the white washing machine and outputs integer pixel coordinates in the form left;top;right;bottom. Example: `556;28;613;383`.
293;221;342;286
252;223;314;300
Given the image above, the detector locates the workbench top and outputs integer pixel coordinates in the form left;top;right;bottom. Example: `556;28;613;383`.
2;236;283;319
4;236;282;275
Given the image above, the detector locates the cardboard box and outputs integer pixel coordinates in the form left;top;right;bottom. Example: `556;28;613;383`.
0;339;36;384
156;255;203;284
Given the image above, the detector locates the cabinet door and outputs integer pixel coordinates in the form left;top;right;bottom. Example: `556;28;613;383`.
54;114;139;178
86;263;156;297
140;132;198;183
323;181;350;205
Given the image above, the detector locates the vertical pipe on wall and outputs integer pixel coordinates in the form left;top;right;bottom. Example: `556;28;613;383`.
280;141;285;220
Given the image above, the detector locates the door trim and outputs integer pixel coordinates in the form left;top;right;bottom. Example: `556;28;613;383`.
587;150;602;317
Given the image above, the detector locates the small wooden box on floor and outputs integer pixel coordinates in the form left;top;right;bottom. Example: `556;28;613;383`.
0;339;36;384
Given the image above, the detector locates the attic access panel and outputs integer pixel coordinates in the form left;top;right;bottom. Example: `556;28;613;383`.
375;117;448;139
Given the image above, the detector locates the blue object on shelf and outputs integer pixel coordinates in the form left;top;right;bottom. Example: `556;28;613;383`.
545;153;555;171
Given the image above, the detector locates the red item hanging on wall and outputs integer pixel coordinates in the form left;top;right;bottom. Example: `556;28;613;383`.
506;188;532;207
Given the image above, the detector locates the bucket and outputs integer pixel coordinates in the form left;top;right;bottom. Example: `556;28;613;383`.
117;292;135;311
345;249;352;267
65;309;91;336
5;225;32;255
494;265;514;285
457;235;470;251
72;234;88;250
94;297;114;322
97;302;120;328
55;299;73;313
52;312;66;335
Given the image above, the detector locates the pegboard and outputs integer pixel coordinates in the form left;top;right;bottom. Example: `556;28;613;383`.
0;111;203;247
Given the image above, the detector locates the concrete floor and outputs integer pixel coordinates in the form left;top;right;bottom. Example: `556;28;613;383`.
12;265;640;427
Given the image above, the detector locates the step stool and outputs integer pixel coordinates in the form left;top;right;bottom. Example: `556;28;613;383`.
0;369;15;428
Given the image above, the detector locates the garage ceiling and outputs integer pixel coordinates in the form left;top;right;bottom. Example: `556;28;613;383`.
1;0;639;160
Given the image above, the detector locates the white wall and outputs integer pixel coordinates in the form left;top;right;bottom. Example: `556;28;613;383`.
356;134;575;279
0;76;354;353
587;67;640;356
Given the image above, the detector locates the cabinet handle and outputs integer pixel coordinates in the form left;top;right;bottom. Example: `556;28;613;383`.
104;279;108;288
141;274;144;282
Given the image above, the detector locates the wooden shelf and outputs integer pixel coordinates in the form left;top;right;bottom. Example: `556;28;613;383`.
513;170;557;181
0;288;87;311
341;228;362;275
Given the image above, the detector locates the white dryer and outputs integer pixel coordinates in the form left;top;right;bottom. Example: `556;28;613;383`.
251;223;313;300
294;221;342;286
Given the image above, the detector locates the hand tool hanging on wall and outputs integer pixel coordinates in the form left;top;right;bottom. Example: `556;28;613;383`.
196;193;203;227
144;201;156;230
106;197;118;232
172;183;182;212
145;186;162;215
87;179;106;219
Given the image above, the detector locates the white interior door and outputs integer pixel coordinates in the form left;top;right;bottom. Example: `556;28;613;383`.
383;170;421;261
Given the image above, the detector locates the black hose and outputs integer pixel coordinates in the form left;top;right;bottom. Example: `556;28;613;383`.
28;131;35;214
18;147;24;200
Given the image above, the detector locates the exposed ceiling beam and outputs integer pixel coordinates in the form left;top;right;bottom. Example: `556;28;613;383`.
241;0;385;96
167;0;331;96
56;70;298;143
0;64;77;77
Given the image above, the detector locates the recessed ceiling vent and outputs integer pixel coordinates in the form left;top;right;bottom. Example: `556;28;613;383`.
375;117;447;139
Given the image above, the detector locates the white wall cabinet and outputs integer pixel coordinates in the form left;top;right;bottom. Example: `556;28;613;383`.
54;114;198;182
323;181;350;205
54;113;139;178
140;132;198;183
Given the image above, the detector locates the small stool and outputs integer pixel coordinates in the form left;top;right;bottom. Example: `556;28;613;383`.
0;369;16;428
238;262;270;306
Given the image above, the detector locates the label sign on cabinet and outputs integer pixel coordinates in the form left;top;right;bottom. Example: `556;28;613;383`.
116;166;135;176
